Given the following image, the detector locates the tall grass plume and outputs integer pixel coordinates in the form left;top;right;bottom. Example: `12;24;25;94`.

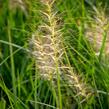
30;0;93;107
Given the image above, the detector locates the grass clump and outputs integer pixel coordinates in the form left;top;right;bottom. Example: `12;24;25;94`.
0;0;109;109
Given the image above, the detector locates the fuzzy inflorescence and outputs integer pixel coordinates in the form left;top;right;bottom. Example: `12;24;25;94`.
31;0;63;80
30;0;92;104
9;0;28;15
85;7;109;56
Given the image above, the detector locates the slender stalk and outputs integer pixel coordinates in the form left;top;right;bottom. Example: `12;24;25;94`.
34;63;39;109
99;31;107;61
8;20;16;99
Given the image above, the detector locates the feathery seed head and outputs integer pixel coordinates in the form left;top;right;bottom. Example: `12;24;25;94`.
85;8;109;55
9;0;28;15
30;0;93;103
31;1;62;80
